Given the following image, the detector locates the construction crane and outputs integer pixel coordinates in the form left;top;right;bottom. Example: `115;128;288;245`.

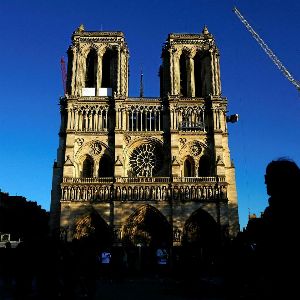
60;57;67;95
233;7;300;92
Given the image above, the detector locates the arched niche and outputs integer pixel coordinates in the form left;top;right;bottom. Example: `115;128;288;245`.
183;156;195;177
179;53;187;97
98;154;114;177
198;155;211;177
122;204;172;248
85;48;98;88
82;155;94;178
73;208;112;249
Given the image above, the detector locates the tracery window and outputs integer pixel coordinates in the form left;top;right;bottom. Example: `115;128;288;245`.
130;143;162;177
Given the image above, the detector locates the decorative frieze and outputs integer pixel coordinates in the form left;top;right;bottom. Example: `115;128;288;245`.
60;177;227;203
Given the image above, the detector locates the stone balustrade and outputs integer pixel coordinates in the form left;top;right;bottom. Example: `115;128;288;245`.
115;177;170;183
63;177;113;183
60;176;227;202
173;176;225;183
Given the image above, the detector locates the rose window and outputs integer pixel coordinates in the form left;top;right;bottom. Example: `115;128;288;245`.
130;143;162;176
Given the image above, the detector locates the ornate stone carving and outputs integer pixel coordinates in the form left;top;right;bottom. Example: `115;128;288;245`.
179;138;186;147
124;135;131;145
190;141;202;156
216;155;224;166
75;138;84;146
115;156;123;166
90;141;102;154
130;143;162;177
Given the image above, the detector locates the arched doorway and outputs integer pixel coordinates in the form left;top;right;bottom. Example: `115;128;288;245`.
123;205;172;247
182;208;220;273
122;205;172;272
73;208;112;250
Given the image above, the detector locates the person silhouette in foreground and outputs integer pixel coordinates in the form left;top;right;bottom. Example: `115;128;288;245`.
257;158;300;299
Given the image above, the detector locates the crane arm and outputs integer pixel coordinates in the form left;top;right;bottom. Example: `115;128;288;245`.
233;7;300;91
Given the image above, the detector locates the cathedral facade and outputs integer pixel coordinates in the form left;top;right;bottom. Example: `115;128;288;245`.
50;25;239;250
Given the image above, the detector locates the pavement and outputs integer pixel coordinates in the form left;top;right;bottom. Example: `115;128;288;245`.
0;274;227;300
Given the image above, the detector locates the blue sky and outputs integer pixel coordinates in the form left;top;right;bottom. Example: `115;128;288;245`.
0;0;299;229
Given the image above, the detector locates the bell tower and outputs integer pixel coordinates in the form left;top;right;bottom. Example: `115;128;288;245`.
160;26;221;98
160;26;239;236
50;25;129;233
66;24;129;97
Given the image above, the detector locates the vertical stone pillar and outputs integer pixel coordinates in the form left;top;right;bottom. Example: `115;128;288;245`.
169;48;174;95
187;54;195;97
97;49;104;95
70;46;77;95
117;47;121;96
174;53;180;95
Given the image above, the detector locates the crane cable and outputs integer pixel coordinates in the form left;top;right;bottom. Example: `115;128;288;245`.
233;7;300;92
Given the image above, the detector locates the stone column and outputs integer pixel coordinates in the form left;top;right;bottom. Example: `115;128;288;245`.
117;47;121;96
70;46;77;95
169;48;174;94
187;54;195;97
96;49;104;96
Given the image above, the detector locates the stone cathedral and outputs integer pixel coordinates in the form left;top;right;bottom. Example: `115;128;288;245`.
50;24;239;254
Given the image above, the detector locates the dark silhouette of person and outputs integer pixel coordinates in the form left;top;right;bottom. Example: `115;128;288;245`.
256;158;300;299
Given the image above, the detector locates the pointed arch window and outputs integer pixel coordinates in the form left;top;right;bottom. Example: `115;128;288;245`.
194;52;202;97
194;51;212;97
184;156;195;177
198;155;211;177
98;155;114;177
85;49;97;88
82;155;94;178
102;50;112;88
179;54;187;97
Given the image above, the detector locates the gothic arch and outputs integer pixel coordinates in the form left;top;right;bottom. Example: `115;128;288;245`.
85;48;98;88
98;154;114;177
74;140;113;177
194;51;203;97
194;50;212;97
73;208;112;248
101;47;117;89
183;155;195;177
81;155;94;178
198;155;211;177
179;53;188;96
182;207;220;249
122;204;172;247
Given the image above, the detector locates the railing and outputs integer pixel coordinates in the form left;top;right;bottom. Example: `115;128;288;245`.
63;177;113;184
178;121;205;131
115;177;170;183
60;176;227;202
173;176;225;183
62;176;225;184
